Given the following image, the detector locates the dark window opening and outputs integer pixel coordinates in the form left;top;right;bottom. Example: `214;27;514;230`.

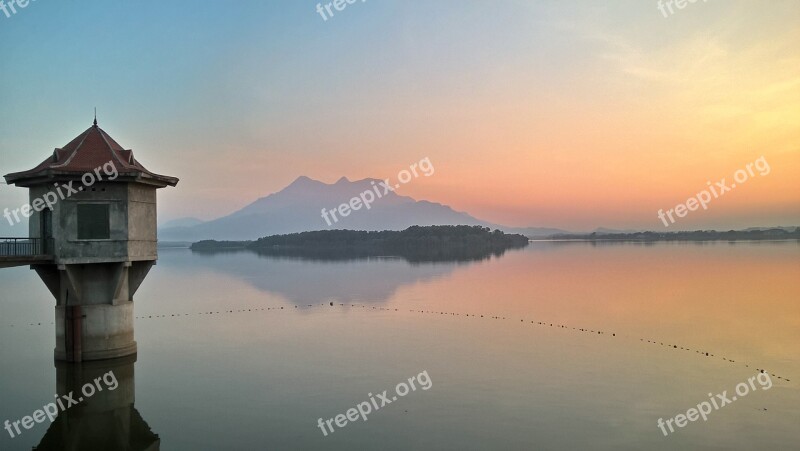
77;204;110;240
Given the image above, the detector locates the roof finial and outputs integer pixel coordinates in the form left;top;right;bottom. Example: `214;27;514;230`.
93;108;98;127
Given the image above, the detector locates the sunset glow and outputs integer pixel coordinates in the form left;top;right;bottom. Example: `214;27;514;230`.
1;1;798;231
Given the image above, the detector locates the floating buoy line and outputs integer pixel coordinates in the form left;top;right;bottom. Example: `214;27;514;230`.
4;302;791;382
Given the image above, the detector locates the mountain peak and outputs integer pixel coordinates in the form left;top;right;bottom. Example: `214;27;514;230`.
286;175;321;188
161;174;565;241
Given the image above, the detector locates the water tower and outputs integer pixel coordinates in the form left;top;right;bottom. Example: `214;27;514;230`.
3;118;178;362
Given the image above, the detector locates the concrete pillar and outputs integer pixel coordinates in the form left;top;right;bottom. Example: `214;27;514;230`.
34;260;154;362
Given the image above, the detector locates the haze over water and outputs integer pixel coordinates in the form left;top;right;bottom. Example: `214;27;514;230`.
1;241;797;449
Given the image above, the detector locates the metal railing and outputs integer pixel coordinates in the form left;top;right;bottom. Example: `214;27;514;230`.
0;238;47;256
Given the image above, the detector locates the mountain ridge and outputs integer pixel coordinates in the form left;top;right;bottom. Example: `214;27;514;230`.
159;176;568;241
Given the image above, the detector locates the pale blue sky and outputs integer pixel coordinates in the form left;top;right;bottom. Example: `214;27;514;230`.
1;1;798;230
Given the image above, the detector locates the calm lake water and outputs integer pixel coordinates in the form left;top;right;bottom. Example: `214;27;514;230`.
1;241;798;450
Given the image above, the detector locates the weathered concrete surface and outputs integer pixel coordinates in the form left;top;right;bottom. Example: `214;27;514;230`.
23;178;162;361
39;260;155;361
127;184;159;260
26;181;161;361
54;302;137;361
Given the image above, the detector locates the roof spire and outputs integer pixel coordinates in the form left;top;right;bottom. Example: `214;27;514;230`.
93;108;98;127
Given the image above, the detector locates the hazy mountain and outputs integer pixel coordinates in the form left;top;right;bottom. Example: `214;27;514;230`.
503;226;574;237
160;217;205;228
159;176;568;241
592;227;644;234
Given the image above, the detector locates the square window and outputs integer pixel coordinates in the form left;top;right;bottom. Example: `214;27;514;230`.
77;204;110;240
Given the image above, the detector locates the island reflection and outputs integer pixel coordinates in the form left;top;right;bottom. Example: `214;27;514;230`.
193;243;523;264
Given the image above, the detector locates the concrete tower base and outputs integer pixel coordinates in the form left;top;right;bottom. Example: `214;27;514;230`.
53;302;138;361
33;260;154;362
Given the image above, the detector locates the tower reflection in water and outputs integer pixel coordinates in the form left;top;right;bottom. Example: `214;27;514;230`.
35;355;160;450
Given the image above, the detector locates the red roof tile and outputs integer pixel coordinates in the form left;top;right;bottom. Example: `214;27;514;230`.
4;123;178;187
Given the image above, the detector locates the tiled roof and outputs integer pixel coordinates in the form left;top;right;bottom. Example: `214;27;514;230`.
4;122;178;187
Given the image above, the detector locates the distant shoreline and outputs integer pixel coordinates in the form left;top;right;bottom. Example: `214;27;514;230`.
543;227;799;242
530;238;799;243
163;227;800;247
189;226;530;263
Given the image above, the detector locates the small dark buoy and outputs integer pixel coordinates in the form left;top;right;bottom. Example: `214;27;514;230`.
330;302;334;306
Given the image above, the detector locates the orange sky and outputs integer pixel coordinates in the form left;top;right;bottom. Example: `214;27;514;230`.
1;1;798;231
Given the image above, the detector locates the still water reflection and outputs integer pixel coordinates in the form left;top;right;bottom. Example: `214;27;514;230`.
1;241;798;449
35;356;159;450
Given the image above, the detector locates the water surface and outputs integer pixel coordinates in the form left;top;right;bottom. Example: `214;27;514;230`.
1;241;798;449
